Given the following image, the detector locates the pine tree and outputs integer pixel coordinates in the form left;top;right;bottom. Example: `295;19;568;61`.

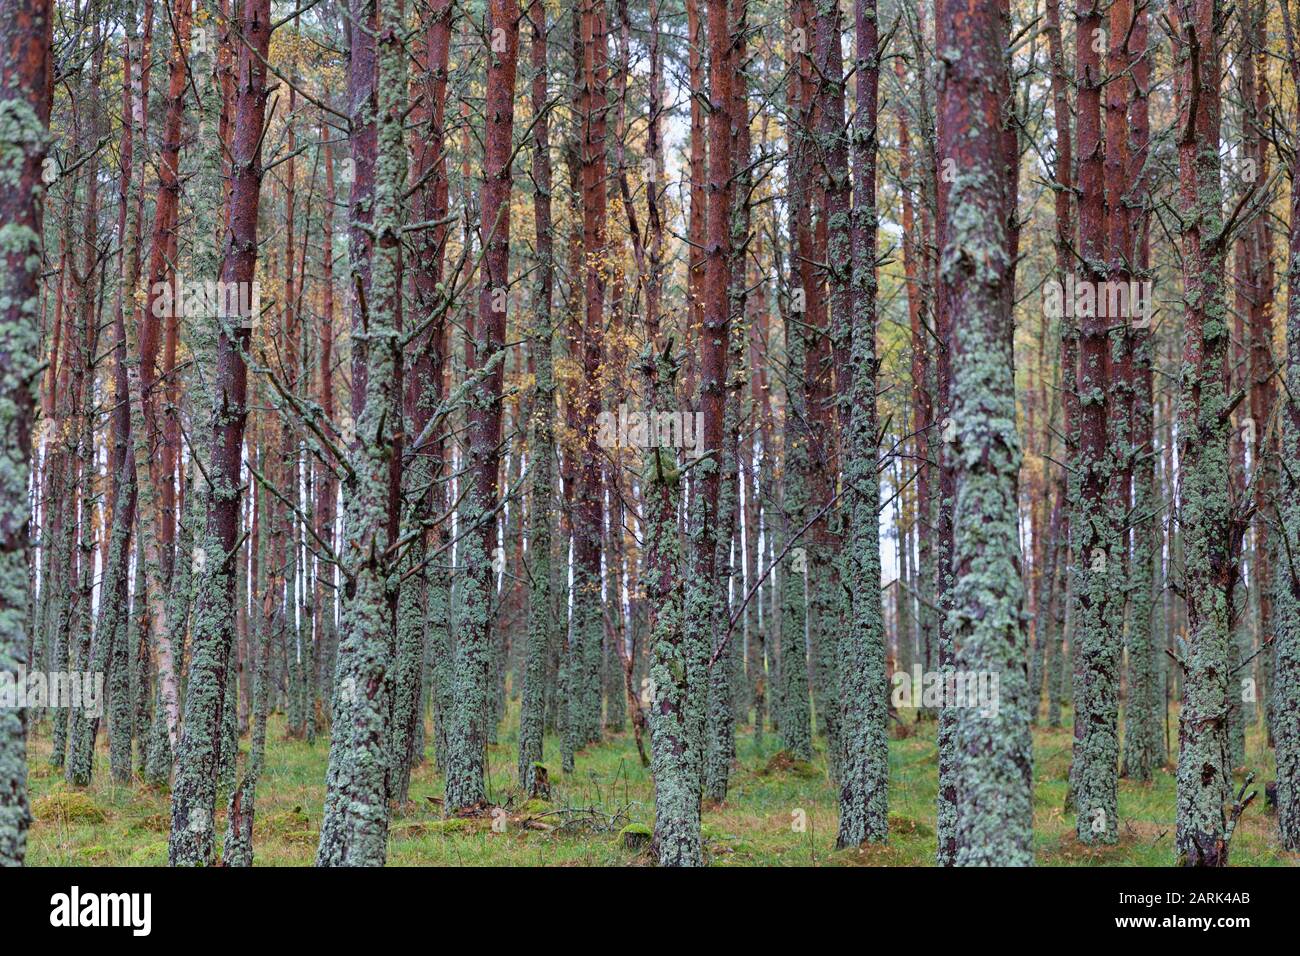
1271;0;1300;851
518;0;555;796
0;0;51;868
316;0;409;863
169;0;269;866
1070;0;1121;847
444;0;520;812
937;0;1033;866
835;0;887;849
778;0;815;763
1121;0;1163;781
1171;0;1234;867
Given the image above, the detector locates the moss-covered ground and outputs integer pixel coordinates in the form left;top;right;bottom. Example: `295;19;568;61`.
23;703;1298;866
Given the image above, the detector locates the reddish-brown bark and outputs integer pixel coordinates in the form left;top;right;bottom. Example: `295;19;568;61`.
139;2;192;584
898;61;931;667
699;0;731;528
1243;0;1277;752
312;122;340;720
167;0;272;866
448;0;519;808
684;0;706;409
0;0;52;865
572;0;609;748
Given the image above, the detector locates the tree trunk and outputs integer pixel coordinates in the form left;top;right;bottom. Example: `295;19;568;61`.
835;0;887;849
167;0;270;866
519;0;555;794
937;0;1033;866
1171;0;1233;868
444;0;519;812
0;0;51;866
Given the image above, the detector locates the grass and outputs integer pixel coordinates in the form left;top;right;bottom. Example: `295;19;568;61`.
23;702;1300;866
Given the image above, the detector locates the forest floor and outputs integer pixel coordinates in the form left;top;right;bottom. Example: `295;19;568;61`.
22;703;1298;866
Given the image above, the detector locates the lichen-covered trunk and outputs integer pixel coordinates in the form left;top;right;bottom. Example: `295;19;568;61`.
777;0;815;763
390;0;453;810
835;0;887;849
444;0;518;812
804;0;847;790
1067;0;1121;847
75;305;136;785
690;0;731;806
1172;0;1233;867
644;416;696;862
1270;8;1300;850
1121;2;1163;781
168;2;268;866
931;0;959;865
316;0;408;863
65;40;107;788
134;0;192;750
312;127;340;744
0;0;50;865
641;305;697;856
519;0;555;794
1104;0;1138;784
937;0;1033;866
704;0;750;802
647;0;729;865
1041;0;1077;737
567;0;609;764
223;498;272;867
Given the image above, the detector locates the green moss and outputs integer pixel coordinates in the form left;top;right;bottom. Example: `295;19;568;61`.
33;790;107;824
425;817;482;834
127;841;168;865
130;813;170;833
258;806;311;836
888;815;933;838
16;705;1293;867
618;822;652;850
759;751;820;779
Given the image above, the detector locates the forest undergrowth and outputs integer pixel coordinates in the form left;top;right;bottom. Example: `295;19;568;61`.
23;703;1295;866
